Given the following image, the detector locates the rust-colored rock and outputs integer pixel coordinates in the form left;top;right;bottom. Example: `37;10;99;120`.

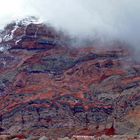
0;17;140;139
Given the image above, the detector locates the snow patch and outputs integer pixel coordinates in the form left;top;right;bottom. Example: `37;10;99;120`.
0;45;10;52
15;39;22;45
3;16;43;42
18;16;43;26
0;38;2;43
0;46;5;52
3;21;18;42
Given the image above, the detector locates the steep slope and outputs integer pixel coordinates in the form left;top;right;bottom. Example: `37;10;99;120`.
0;17;140;139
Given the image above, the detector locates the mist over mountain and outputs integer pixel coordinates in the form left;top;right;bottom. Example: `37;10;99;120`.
0;0;140;50
0;1;140;139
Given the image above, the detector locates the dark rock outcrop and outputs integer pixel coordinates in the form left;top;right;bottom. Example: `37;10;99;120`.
0;17;140;139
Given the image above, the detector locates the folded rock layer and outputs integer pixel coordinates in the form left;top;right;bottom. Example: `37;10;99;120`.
0;17;140;139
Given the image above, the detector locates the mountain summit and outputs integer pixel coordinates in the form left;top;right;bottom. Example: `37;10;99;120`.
0;17;140;139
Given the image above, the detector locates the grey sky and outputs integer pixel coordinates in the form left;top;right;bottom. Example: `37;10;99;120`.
0;0;140;48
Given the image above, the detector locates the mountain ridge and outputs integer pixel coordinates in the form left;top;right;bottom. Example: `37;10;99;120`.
0;17;140;139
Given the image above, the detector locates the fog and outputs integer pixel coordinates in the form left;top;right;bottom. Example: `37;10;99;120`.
0;0;140;49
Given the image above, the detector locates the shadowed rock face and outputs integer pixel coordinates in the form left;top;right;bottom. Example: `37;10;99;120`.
0;17;140;139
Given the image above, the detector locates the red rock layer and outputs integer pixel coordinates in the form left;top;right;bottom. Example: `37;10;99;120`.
0;17;139;139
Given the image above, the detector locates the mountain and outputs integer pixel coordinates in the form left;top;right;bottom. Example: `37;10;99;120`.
0;17;140;139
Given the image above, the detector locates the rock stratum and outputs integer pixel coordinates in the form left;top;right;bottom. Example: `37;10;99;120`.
0;17;140;139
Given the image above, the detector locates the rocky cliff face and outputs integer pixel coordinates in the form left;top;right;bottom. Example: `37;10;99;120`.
0;17;140;139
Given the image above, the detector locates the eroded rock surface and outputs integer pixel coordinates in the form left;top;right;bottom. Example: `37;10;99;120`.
0;17;140;139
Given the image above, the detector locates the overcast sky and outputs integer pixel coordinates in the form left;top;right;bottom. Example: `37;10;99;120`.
0;0;140;49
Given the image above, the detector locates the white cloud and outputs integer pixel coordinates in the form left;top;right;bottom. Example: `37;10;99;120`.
0;0;140;49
